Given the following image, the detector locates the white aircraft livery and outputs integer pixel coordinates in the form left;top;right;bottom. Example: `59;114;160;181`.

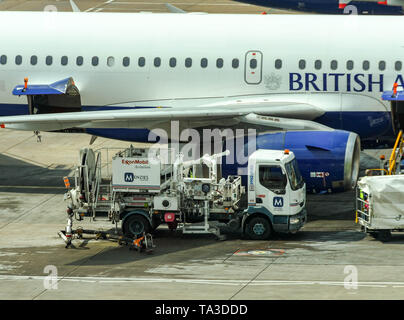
0;11;401;193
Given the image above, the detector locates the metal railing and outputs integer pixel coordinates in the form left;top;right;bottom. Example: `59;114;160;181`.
356;187;371;226
388;130;403;175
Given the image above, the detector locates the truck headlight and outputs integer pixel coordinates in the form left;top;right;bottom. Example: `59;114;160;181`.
290;217;300;224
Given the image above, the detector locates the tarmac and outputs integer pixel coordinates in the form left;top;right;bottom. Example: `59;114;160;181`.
0;129;404;300
0;0;280;14
0;0;403;302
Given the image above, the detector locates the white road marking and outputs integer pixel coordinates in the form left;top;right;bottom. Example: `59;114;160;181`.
85;0;254;11
85;0;115;12
110;1;252;5
0;275;402;288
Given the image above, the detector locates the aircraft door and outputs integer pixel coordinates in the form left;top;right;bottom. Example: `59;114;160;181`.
245;51;263;85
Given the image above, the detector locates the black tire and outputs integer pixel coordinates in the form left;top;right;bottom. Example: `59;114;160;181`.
122;215;151;237
377;230;392;242
245;216;272;240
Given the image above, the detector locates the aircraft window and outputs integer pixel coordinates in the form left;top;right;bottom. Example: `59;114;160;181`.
216;58;223;68
330;60;338;70
76;56;83;66
138;57;145;67
201;58;208;68
250;58;257;69
154;57;161;67
232;58;239;69
0;55;6;65
298;59;305;70
395;61;402;71
61;56;68;66
274;59;282;69
346;60;354;70
123;57;130;67
107;56;115;67
30;55;37;65
46;56;53;66
314;60;321;70
92;56;99;66
362;60;370;71
169;57;176;68
185;57;192;68
378;60;386;71
15;55;22;65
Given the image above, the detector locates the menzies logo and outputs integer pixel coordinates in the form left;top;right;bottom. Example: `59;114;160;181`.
273;197;284;208
124;172;134;182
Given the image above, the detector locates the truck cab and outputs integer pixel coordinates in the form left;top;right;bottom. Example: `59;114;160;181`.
243;149;306;239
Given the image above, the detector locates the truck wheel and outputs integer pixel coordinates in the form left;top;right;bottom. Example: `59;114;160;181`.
377;230;392;242
245;216;272;240
122;215;151;237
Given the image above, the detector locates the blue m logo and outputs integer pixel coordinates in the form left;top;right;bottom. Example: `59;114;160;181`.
124;172;134;182
273;197;284;207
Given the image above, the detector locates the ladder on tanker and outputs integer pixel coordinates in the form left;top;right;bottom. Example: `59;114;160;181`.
387;130;404;175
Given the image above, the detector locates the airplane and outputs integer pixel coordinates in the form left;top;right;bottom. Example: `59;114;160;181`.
0;11;401;194
236;0;404;14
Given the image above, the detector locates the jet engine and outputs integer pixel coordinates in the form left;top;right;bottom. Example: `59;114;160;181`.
222;130;361;193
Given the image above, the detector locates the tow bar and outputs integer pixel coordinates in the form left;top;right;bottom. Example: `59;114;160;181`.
58;228;155;253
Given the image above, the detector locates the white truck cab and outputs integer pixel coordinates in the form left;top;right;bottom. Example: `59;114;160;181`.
243;149;306;239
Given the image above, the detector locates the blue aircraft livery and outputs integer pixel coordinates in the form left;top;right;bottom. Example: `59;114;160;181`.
289;73;404;92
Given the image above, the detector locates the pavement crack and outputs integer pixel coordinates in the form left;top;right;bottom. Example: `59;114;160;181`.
31;246;109;300
1;133;36;154
0;194;59;231
229;255;282;300
223;248;239;263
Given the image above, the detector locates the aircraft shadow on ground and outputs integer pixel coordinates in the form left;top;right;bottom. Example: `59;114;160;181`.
0;153;71;194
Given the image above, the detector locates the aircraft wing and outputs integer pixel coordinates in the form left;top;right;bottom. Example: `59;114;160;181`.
0;100;330;132
0;97;331;131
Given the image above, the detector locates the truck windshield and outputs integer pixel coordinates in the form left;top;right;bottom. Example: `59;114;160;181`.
285;158;304;191
259;165;287;194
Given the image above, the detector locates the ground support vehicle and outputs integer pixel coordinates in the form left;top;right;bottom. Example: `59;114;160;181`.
356;175;404;241
356;130;404;241
61;146;306;246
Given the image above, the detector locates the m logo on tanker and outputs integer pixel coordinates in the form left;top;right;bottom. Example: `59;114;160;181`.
124;172;134;182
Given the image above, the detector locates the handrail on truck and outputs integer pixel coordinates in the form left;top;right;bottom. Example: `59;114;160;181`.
388;130;403;175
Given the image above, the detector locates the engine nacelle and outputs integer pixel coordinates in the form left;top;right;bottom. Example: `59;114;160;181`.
221;130;361;194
